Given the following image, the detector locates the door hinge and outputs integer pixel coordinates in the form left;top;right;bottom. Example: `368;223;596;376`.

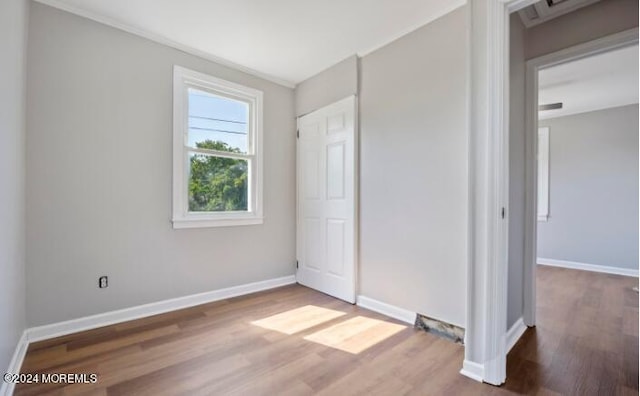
296;260;299;269
296;130;299;138
501;207;506;219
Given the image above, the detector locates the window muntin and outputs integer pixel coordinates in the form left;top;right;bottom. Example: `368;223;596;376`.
173;66;263;228
187;88;249;154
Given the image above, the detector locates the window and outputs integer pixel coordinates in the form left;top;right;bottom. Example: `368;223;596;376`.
537;127;549;222
172;66;263;228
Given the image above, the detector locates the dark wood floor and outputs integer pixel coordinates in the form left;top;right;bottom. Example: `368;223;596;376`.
505;266;638;395
16;266;638;395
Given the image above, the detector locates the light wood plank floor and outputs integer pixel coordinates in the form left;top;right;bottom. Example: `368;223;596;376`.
16;266;638;395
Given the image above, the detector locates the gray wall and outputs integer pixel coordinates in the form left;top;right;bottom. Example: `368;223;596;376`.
0;0;28;371
537;105;639;269
294;55;358;117
507;14;526;329
26;3;296;326
359;5;468;327
525;0;638;60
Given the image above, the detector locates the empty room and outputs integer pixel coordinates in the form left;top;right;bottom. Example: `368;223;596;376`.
1;0;638;394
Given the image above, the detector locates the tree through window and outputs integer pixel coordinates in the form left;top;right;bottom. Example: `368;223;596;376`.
172;66;263;228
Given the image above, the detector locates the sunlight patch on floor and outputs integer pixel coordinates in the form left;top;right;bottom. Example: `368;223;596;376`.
251;305;346;335
304;316;406;354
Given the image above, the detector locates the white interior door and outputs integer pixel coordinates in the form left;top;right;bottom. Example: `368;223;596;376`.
296;96;356;303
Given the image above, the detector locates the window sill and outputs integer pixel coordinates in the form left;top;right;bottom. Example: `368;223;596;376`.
172;216;264;229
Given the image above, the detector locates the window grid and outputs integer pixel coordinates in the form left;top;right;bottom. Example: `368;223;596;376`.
172;66;263;228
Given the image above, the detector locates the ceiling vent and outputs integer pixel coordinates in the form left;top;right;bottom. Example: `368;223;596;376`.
518;0;600;28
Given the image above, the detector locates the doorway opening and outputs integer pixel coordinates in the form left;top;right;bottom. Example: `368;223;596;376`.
520;30;639;328
503;33;640;392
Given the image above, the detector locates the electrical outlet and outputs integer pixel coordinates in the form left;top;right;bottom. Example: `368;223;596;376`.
98;276;108;289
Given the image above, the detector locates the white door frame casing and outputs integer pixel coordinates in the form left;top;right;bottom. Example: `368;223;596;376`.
522;28;640;326
463;0;537;385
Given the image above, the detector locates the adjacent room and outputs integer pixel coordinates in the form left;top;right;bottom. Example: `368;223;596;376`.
536;45;639;275
512;38;639;393
1;0;637;394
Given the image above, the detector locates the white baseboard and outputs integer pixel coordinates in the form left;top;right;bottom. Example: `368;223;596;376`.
537;258;638;277
27;275;296;343
460;360;484;382
506;317;527;353
0;330;29;396
356;296;415;325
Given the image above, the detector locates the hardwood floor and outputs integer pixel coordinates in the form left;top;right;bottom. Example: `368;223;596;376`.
16;266;638;395
504;266;639;395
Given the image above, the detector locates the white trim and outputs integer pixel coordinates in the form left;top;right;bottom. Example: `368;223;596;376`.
466;0;518;385
27;275;295;343
460;360;484;383
33;0;295;89
353;95;361;307
465;0;540;385
502;0;539;13
0;330;29;396
172;217;264;229
506;317;527;353
536;127;550;222
523;28;640;328
355;296;415;325
523;37;540;329
538;258;639;278
357;0;466;57
172;65;264;228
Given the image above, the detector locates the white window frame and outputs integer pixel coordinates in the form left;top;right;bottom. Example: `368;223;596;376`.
172;65;263;228
537;127;549;222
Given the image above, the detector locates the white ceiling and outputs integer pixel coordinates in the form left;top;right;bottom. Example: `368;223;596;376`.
37;0;465;87
538;44;639;120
